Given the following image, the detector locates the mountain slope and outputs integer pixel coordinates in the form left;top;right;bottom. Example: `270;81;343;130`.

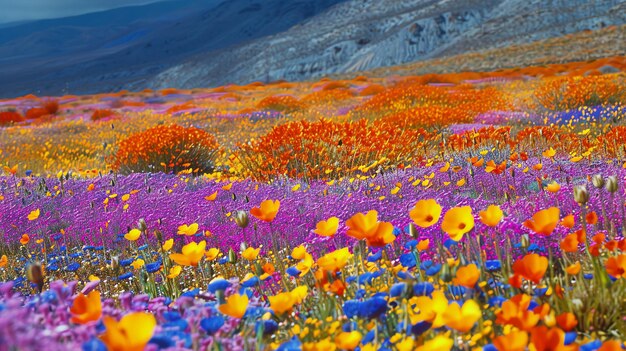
0;0;624;97
150;0;626;90
0;0;345;97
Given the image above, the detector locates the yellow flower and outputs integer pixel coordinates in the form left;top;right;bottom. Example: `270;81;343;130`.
412;290;448;327
317;248;352;272
542;147;556;158
177;223;199;236
27;209;40;221
313;217;340;237
250;199;280;222
442;299;481;332
304;338;336;351
219;293;248;319
290;285;308;304
441;206;474;241
124;229;141;241
409;199;442;228
131;259;145;270
479;205;504;227
100;312;156;351
162;238;174;251
0;255;7;268
335;331;362;350
205;248;220;261
269;291;296;314
396;338;414;351
169;241;206;266
345;210;379;240
416;335;453;351
346;210;396;247
546;182;561;193
291;245;307;260
167;266;182;279
241;247;261;260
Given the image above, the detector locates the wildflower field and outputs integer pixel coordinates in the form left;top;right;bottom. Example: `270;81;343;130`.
0;57;625;351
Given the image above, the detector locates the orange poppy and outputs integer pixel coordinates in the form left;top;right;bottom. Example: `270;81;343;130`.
524;207;560;236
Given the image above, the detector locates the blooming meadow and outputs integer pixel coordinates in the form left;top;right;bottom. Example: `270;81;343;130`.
0;58;625;350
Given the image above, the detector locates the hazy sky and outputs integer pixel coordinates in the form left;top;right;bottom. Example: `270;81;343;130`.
0;0;167;23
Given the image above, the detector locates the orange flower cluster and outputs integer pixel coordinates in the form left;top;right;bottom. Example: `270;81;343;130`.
256;95;307;113
90;109;117;121
233;118;430;181
353;83;509;127
108;124;221;174
447;126;512;152
535;75;625;111
0;111;25;125
597;126;626;158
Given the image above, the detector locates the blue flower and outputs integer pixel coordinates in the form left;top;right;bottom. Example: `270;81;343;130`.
242;276;260;287
358;297;387;319
256;320;278;336
200;316;225;335
580;340;602;351
286;266;301;277
483;344;497;351
358;272;374;285
410;321;431;336
145;262;162;273
367;251;382;262
390;283;407;297
120;258;133;267
82;338;107;351
276;337;301;351
413;282;434;296
488;296;506;307
564;332;577;345
485;260;501;271
424;263;442;276
208;279;230;293
181;288;200;298
342;300;361;319
399;253;416;268
66;262;80;272
404;240;418;249
118;272;133;280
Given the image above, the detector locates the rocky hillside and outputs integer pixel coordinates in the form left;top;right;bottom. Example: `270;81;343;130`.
0;0;624;97
151;0;625;89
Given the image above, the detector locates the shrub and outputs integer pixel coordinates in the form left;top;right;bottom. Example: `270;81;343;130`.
534;75;626;111
90;109;117;121
256;95;306;113
108;124;221;174
0;111;25;125
233;118;432;181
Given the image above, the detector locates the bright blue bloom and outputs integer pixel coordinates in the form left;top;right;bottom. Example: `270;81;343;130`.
200;315;225;335
208;279;230;293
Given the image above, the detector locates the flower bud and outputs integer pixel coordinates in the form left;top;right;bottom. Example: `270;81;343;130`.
137;218;148;232
606;176;618;193
592;174;605;189
27;262;45;292
110;256;120;270
520;234;530;248
154;229;163;242
408;223;418;239
228;248;237;264
234;211;249;229
573;185;589;204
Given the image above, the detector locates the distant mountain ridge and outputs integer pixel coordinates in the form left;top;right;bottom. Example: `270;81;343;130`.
0;0;624;98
